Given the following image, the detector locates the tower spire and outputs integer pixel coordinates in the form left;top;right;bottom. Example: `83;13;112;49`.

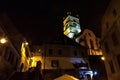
67;12;72;15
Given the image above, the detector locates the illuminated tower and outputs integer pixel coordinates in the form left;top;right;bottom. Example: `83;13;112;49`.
63;14;81;39
63;14;102;56
63;14;93;80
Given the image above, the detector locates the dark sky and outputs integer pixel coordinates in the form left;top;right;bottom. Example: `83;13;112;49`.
0;0;110;45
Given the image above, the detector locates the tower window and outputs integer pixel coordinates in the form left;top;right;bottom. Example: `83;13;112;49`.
73;19;76;22
72;23;77;27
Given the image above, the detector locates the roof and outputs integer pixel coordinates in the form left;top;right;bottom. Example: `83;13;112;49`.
54;74;79;80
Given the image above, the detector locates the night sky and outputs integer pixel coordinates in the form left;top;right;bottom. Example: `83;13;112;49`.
0;0;110;45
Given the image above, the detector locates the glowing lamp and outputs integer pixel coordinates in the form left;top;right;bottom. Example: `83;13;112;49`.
0;38;7;44
101;56;105;61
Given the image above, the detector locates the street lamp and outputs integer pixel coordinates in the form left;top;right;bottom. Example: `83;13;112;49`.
0;37;7;44
101;56;105;61
25;42;29;46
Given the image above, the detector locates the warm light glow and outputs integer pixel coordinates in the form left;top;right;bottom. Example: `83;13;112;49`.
31;57;37;67
101;56;105;60
21;42;26;57
0;38;7;44
30;56;42;67
25;42;29;45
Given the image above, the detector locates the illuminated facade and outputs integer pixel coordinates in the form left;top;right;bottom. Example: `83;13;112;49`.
31;44;93;80
20;41;32;72
101;0;120;80
76;29;102;55
0;12;32;80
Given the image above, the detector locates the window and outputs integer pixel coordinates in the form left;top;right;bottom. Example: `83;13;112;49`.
65;19;70;24
109;60;115;73
117;55;120;69
48;49;53;55
8;52;12;61
4;46;10;60
51;60;59;67
104;42;109;53
73;19;76;22
73;50;77;56
106;22;109;28
14;58;18;70
112;32;119;46
81;51;85;57
58;49;62;55
88;33;91;36
72;22;77;27
90;39;94;49
8;52;14;65
113;9;117;16
10;53;14;64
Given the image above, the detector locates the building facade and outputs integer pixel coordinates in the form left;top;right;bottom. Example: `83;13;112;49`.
76;29;102;55
101;0;120;80
0;12;32;80
31;43;93;80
